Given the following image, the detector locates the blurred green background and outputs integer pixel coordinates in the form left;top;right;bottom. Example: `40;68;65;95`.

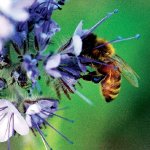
1;0;150;150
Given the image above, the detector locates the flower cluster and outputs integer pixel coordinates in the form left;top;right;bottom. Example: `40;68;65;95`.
0;98;73;150
0;0;140;149
0;0;35;51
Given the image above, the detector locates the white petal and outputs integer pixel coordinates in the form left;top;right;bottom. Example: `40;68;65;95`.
26;103;41;115
15;0;35;9
8;9;29;21
73;21;83;36
0;99;30;139
47;69;62;78
45;54;61;70
0;15;14;38
0;0;11;12
72;35;82;56
14;114;29;136
0;113;13;142
26;115;32;127
0;0;34;21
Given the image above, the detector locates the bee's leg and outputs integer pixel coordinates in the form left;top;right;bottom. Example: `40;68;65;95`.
81;71;105;84
81;74;93;81
81;71;97;80
91;75;105;83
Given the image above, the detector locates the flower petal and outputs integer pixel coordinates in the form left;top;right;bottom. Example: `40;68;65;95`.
72;35;82;56
0;15;14;38
26;103;41;115
0;99;30;140
14;114;29;136
45;54;61;70
9;10;29;21
0;113;13;142
73;21;83;36
26;115;32;127
47;69;62;78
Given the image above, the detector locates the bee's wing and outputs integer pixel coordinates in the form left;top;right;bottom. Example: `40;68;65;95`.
112;55;139;87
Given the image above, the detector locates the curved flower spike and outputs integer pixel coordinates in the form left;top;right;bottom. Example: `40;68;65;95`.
0;99;29;142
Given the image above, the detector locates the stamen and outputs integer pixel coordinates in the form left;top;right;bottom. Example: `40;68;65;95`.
57;106;70;111
51;113;74;123
32;118;52;150
74;90;93;105
66;84;93;105
36;114;73;144
94;34;141;49
84;9;118;37
7;137;10;150
41;109;74;123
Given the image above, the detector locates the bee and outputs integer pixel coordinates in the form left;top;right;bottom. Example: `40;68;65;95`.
11;66;29;88
81;33;139;102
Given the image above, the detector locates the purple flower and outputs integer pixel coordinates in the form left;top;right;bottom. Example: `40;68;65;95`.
22;55;40;85
11;22;28;49
24;98;73;150
24;99;58;127
34;20;60;51
44;53;83;91
44;54;61;78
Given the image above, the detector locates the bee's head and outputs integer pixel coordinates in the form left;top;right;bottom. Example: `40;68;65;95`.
82;33;97;56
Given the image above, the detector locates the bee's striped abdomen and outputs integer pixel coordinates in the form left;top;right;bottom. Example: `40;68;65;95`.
99;61;121;102
101;73;121;102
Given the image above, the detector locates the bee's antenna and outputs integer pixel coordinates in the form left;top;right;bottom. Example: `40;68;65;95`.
94;34;140;49
84;9;118;37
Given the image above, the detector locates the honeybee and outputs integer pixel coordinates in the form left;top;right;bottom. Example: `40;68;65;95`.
81;33;139;102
